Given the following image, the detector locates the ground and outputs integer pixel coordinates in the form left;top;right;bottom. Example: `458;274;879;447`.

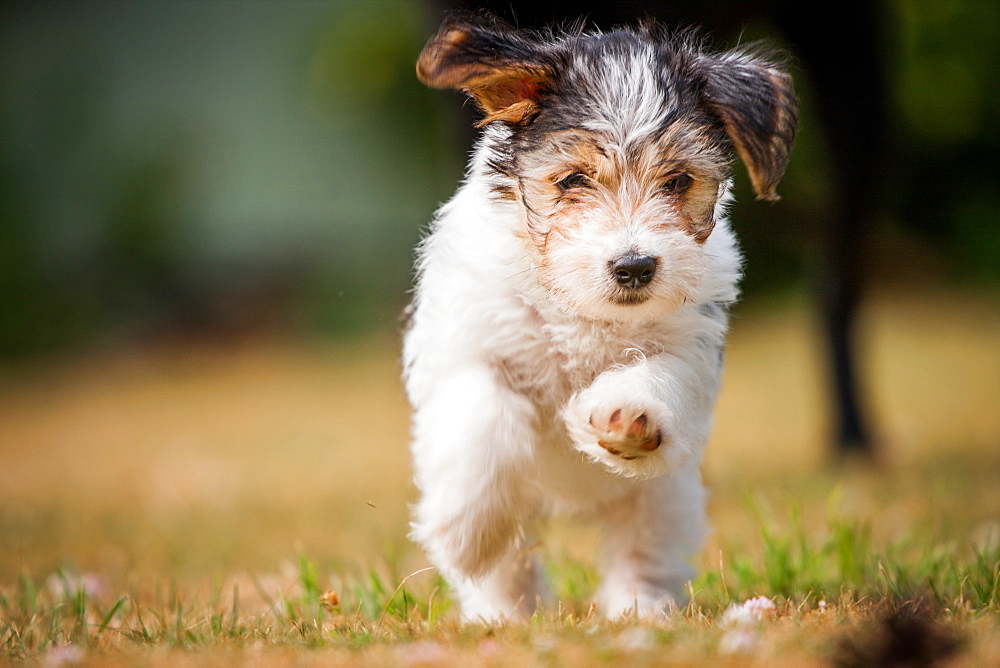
1;289;998;665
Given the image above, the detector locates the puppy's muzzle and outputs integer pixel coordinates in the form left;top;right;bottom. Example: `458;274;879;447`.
611;254;657;290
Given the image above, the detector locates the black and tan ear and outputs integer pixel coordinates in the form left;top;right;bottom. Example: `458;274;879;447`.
416;19;555;126
700;50;799;202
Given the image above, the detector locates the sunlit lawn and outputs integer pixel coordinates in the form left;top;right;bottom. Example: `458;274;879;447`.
1;289;998;665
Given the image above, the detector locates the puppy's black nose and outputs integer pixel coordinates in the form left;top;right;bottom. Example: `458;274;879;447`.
612;254;657;289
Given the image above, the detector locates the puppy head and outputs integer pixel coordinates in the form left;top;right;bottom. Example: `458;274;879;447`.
418;17;797;322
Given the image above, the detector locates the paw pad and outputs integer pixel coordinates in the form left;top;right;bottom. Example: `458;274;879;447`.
591;409;662;458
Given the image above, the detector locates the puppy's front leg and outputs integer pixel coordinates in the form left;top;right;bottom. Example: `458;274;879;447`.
563;344;721;479
595;461;707;617
408;365;539;619
563;346;717;616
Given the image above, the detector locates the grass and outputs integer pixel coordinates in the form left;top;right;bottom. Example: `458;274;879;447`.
2;504;997;665
1;290;998;665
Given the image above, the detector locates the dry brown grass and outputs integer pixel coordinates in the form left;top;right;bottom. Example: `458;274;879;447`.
1;289;998;664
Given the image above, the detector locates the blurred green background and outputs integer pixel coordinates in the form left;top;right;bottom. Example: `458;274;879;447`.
0;0;997;359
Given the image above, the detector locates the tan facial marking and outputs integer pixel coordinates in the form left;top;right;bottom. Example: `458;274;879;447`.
516;123;727;245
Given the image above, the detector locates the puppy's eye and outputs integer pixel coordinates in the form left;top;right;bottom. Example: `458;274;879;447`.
557;172;589;190
661;173;692;194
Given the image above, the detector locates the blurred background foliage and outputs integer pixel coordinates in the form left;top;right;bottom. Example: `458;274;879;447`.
0;0;997;360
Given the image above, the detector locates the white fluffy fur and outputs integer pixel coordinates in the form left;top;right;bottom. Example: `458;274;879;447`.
402;15;800;620
403;134;742;624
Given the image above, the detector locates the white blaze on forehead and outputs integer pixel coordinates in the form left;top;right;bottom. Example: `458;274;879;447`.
575;43;676;146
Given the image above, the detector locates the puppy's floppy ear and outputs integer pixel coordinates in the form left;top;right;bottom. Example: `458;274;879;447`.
416;18;555;126
700;49;798;202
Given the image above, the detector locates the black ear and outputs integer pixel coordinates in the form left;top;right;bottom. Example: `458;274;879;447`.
700;49;798;201
416;18;555;126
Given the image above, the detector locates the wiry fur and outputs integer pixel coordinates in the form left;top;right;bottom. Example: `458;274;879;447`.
404;15;797;622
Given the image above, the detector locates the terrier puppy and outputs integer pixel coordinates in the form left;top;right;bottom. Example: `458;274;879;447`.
403;15;797;622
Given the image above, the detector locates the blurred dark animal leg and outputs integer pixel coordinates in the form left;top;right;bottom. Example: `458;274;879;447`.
823;249;869;454
775;4;887;458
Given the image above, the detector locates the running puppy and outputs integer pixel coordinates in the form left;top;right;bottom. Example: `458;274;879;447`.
403;14;797;621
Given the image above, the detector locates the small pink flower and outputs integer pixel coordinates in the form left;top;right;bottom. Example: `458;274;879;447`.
720;596;776;626
743;596;775;614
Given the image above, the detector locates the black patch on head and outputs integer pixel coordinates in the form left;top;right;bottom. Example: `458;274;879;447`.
418;14;797;204
492;27;739;191
517;29;711;139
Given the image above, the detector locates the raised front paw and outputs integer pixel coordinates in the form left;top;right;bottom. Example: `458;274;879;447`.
563;391;675;479
589;407;663;459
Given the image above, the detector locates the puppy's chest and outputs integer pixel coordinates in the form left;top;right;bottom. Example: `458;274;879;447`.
495;315;667;409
